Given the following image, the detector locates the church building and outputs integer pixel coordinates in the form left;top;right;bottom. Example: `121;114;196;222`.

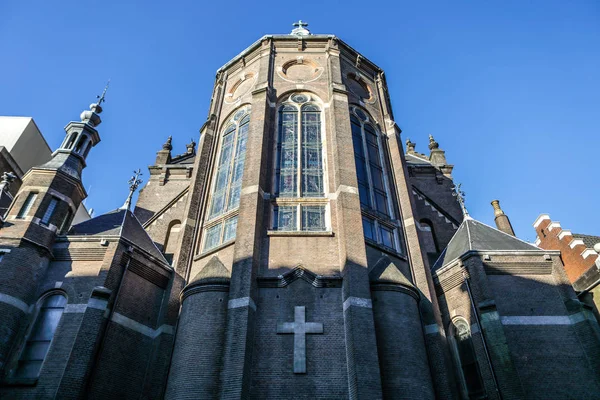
1;22;599;399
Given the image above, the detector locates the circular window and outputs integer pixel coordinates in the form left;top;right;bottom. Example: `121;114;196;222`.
233;109;246;121
355;109;368;121
291;94;309;104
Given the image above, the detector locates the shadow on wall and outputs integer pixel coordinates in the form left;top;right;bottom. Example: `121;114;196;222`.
435;268;600;400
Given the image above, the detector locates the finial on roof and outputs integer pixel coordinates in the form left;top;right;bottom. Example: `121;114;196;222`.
80;80;110;127
451;183;470;219
1;172;16;187
163;136;173;151
0;172;16;197
186;138;196;154
428;134;439;150
121;169;143;211
406;138;416;154
291;20;310;36
95;80;110;108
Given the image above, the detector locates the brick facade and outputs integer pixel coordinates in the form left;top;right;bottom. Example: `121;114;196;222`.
1;26;600;400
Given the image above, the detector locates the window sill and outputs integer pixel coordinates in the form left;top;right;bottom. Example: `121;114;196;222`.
365;239;406;260
195;240;235;260
267;230;334;237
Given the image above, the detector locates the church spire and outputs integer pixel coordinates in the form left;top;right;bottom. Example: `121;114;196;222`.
121;169;143;211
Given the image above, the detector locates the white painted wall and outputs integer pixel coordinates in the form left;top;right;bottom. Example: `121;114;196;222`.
0;116;52;172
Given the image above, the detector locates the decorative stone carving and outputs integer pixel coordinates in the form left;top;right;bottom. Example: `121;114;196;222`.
277;58;324;83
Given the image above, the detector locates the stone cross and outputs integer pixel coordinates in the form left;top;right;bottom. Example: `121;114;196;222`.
293;20;308;29
277;306;323;374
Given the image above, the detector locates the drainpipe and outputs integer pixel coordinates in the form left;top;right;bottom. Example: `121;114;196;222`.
462;269;503;400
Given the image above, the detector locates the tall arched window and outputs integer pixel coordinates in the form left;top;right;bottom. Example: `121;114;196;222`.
273;93;327;232
451;318;486;399
350;106;402;252
14;293;67;379
203;107;250;252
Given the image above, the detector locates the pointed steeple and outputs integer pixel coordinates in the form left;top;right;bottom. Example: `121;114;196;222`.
121;169;143;211
41;82;109;180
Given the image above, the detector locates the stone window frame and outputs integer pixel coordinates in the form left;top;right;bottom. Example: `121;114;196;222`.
7;290;68;385
448;316;487;400
15;191;38;220
350;106;403;253
269;92;331;233
200;106;251;253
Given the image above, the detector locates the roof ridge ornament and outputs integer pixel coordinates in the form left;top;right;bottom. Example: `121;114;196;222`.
121;169;143;210
291;20;310;36
451;183;471;219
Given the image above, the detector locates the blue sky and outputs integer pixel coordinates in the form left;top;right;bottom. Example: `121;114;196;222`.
1;0;598;241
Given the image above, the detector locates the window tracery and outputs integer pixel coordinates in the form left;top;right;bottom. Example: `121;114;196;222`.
350;106;402;252
202;107;250;252
273;93;327;232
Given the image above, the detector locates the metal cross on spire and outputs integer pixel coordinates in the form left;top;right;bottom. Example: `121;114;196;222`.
121;169;143;211
95;79;110;107
451;183;470;219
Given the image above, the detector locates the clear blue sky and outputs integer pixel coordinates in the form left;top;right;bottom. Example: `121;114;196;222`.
1;0;598;241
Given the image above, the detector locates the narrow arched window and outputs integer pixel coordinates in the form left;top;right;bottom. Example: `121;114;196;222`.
202;107;250;252
15;293;67;379
74;135;87;153
452;318;486;399
351;107;401;252
273;93;327;232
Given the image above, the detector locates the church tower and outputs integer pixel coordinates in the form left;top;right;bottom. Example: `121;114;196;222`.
165;22;455;399
0;89;104;378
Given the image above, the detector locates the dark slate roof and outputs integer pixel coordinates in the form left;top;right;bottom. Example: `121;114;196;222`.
170;152;195;165
405;153;431;165
187;256;230;286
432;217;540;271
69;208;168;264
69;209;125;236
369;255;416;289
573;233;600;249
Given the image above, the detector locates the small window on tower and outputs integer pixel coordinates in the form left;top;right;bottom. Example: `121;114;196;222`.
41;198;59;226
16;193;38;219
59;208;73;234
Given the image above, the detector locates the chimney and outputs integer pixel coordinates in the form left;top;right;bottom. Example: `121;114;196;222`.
491;200;515;236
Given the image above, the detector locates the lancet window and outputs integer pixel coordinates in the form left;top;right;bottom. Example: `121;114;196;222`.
202;107;250;252
14;293;67;379
350;106;402;252
273;93;327;232
451;318;486;399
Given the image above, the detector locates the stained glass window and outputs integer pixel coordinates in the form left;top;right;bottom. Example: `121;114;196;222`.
203;109;250;252
208;114;249;220
273;96;327;232
351;107;401;252
302;205;326;231
15;293;66;379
